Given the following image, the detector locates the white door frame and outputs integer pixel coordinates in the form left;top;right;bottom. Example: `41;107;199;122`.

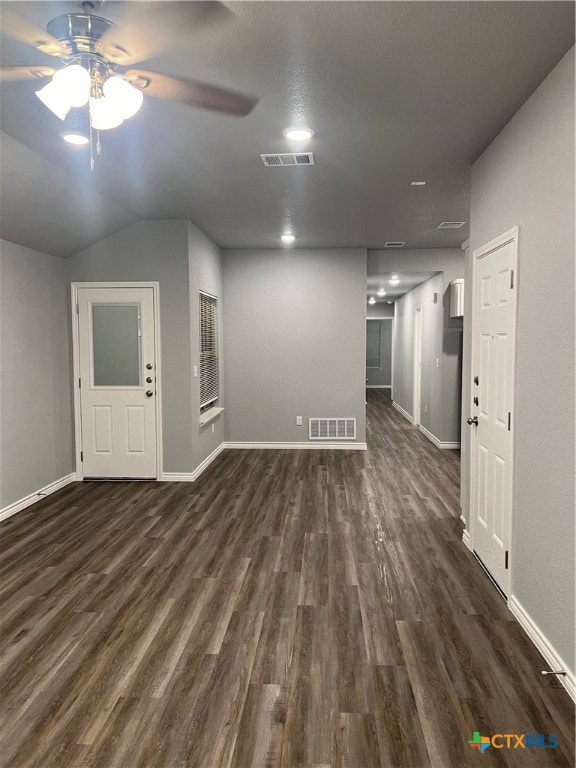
468;226;518;597
71;281;163;481
413;305;422;425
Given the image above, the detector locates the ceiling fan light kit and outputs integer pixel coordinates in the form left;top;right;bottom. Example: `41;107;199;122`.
3;1;258;170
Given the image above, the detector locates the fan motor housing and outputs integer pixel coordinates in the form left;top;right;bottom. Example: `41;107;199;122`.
46;13;114;54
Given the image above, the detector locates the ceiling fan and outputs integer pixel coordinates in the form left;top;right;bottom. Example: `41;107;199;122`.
0;1;258;167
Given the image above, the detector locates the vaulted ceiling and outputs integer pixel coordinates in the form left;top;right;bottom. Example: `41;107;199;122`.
1;1;574;257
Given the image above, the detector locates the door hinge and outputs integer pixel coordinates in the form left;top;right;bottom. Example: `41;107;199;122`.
474;375;479;386
510;270;514;289
78;377;81;389
80;451;83;462
76;303;79;314
505;551;509;569
508;412;511;431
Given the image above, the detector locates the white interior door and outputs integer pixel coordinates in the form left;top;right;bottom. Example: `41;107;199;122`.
413;306;422;424
469;229;517;595
76;286;158;479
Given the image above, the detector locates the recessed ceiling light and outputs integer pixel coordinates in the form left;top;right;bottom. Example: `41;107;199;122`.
62;132;89;146
281;233;295;244
387;301;393;304
283;127;315;141
377;288;386;296
368;297;376;305
410;181;427;186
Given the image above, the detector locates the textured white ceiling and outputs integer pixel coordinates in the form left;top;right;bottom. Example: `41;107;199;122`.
0;1;574;257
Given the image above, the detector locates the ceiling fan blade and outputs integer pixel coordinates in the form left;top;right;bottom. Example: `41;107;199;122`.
0;65;54;83
0;10;68;57
126;70;259;117
100;2;233;66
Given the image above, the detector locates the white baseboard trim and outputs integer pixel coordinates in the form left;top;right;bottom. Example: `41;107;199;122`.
366;385;391;389
224;442;368;451
161;443;226;483
0;473;77;522
508;595;575;702
462;528;472;551
392;401;414;423
418;424;461;450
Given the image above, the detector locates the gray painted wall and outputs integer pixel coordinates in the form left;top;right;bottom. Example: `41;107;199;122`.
67;220;193;473
0;240;74;508
188;222;225;470
223;248;367;444
466;47;575;671
366;320;392;387
372;249;464;444
367;303;394;319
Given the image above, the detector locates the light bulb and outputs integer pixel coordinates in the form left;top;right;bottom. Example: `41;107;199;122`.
53;64;91;108
283;127;315;141
281;233;295;244
62;133;89;146
36;81;71;120
103;76;144;119
89;95;124;130
377;288;386;296
368;297;376;305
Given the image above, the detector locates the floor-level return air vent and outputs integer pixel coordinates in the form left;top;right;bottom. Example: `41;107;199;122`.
309;418;356;440
261;152;315;167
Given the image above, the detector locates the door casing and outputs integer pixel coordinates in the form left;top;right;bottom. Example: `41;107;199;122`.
468;227;518;597
71;281;163;480
413;305;423;425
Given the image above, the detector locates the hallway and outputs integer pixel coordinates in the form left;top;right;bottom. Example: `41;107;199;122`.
0;391;573;767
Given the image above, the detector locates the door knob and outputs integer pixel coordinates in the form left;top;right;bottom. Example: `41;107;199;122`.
146;377;153;383
467;416;479;426
146;363;153;370
146;390;154;398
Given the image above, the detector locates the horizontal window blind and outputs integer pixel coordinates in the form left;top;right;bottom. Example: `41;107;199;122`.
199;292;219;410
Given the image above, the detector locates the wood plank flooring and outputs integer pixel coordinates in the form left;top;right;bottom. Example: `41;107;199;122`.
1;389;574;767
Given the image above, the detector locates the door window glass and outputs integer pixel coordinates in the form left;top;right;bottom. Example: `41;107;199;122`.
92;304;142;386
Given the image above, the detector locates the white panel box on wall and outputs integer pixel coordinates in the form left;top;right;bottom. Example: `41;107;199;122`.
450;279;465;317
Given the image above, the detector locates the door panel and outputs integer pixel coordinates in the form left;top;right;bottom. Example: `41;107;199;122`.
470;233;517;595
77;287;157;478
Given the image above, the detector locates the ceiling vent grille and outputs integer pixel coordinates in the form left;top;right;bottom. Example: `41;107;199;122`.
261;152;315;167
309;418;356;441
383;241;406;248
437;221;466;229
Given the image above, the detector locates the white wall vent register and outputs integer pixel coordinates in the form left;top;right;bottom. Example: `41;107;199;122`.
260;152;315;167
309;418;356;440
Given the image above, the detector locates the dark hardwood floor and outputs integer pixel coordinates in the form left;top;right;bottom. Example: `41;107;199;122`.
1;389;574;767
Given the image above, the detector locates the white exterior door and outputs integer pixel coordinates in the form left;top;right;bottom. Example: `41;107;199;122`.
469;229;517;595
76;286;158;479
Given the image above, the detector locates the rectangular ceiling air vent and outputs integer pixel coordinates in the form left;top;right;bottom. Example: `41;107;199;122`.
309;418;356;441
437;221;466;229
261;152;315;167
384;241;406;248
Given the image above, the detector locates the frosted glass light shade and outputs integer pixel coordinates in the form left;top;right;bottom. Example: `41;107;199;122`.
89;95;124;130
103;76;143;119
52;64;91;107
36;81;71;120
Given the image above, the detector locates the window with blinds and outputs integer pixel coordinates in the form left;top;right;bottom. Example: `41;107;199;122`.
199;291;219;410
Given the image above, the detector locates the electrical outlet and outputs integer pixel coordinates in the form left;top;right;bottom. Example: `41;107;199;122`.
193;365;198;377
211;423;215;434
296;416;303;426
